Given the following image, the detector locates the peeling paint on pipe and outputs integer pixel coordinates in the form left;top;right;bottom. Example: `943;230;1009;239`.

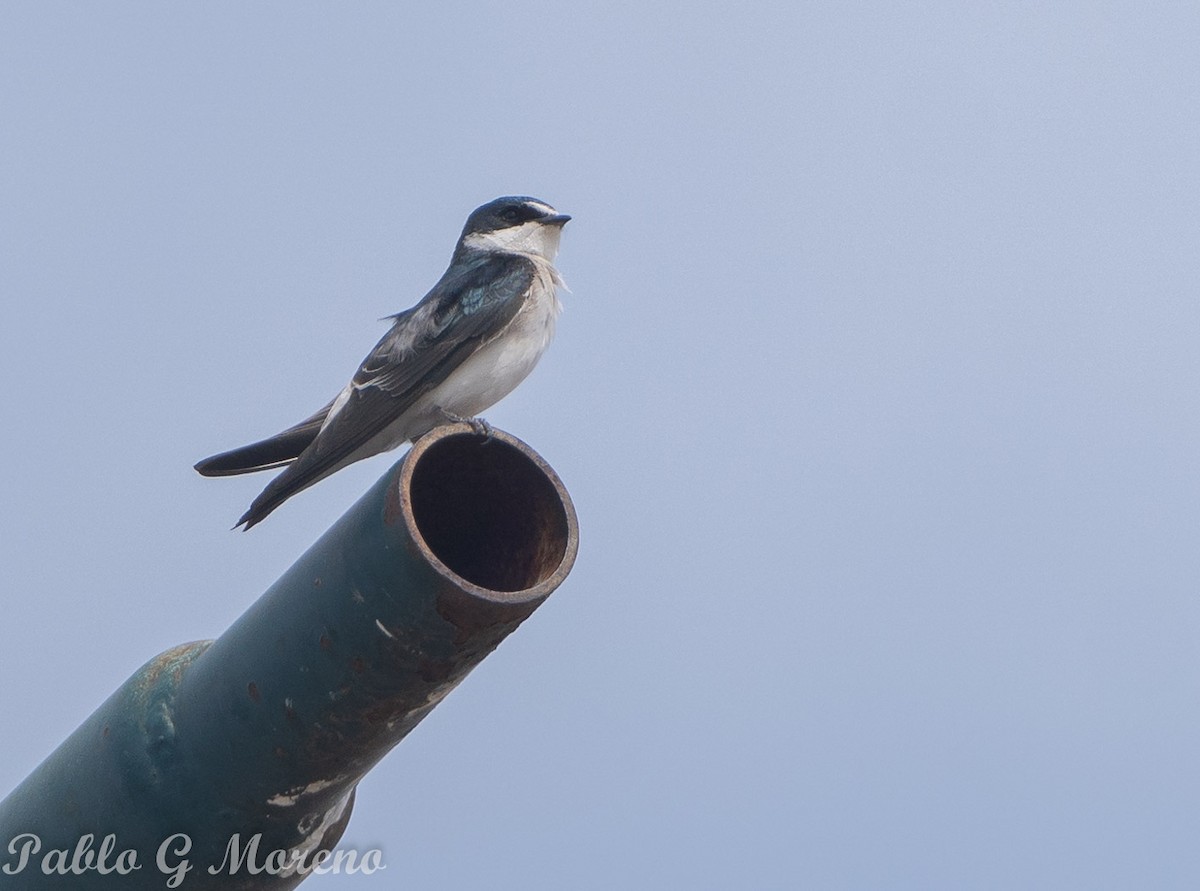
0;423;577;889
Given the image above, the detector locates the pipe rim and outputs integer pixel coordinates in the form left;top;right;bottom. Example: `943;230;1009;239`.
396;423;579;604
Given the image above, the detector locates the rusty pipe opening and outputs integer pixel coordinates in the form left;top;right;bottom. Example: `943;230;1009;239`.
402;426;578;597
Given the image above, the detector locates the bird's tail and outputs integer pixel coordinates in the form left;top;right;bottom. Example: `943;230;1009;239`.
232;443;349;529
234;471;300;529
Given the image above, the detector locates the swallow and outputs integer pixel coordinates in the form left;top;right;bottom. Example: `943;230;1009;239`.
195;195;570;528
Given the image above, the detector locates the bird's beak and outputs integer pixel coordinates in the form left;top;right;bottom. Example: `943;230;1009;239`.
542;213;571;226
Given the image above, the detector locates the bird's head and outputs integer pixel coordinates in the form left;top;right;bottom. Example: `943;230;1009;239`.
458;196;571;262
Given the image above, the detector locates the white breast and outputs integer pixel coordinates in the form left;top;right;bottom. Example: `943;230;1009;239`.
372;259;562;446
426;263;561;418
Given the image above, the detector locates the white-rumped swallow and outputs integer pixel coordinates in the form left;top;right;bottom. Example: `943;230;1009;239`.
196;196;570;528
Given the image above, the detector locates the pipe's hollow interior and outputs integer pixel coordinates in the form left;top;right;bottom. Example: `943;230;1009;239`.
409;434;571;593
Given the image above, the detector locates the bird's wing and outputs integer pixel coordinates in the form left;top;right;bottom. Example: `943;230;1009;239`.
360;253;537;395
194;400;334;476
235;252;537;527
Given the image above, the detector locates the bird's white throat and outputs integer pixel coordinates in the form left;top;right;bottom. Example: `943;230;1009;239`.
463;220;564;261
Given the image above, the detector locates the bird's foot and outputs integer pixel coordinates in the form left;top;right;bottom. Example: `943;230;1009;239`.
439;409;494;441
468;416;494;441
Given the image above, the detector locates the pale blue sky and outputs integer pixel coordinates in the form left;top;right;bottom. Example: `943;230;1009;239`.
2;3;1199;888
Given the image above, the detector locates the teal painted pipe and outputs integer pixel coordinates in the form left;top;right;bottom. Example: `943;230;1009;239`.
0;424;578;888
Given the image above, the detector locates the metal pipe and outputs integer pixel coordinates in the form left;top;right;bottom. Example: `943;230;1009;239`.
0;424;578;888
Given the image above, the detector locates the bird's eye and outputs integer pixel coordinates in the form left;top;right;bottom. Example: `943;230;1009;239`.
501;207;521;222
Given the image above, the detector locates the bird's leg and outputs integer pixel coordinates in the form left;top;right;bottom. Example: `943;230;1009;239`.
438;408;494;441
